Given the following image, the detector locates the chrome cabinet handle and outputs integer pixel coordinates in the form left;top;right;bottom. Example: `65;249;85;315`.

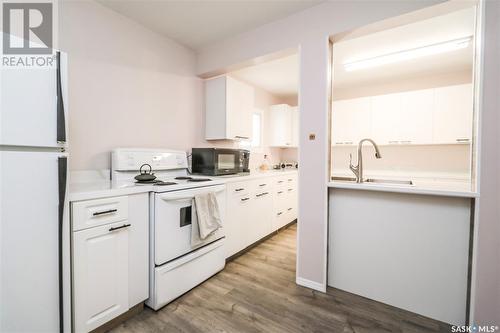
235;136;249;140
388;140;399;144
256;192;269;197
277;191;283;194
259;183;267;187
278;180;284;183
344;141;353;145
241;197;250;202
287;179;292;181
287;208;292;211
288;189;293;192
93;209;117;216
277;212;283;216
400;140;412;144
235;188;245;192
456;138;470;142
109;224;131;232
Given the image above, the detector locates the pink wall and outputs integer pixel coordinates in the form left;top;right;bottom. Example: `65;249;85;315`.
60;1;284;171
197;0;445;289
60;0;203;171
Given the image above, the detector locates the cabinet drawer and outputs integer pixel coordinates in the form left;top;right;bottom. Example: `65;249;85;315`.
252;179;272;193
286;175;297;185
227;181;251;196
72;196;128;231
275;176;288;187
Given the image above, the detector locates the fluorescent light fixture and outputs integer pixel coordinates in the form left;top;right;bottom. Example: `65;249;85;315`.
343;36;472;72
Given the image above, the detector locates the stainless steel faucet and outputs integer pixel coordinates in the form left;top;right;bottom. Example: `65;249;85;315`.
349;138;382;183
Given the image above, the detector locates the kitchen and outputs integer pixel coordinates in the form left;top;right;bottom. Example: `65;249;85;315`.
1;0;499;332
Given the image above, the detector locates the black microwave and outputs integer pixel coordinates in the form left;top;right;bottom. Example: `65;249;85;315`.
192;148;250;176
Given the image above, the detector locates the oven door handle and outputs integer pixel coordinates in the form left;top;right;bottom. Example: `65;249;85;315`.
159;185;225;201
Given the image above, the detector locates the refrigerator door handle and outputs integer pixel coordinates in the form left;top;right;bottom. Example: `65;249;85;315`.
57;156;67;333
56;51;66;144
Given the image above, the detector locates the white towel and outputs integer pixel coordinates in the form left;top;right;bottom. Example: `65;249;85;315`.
191;192;222;247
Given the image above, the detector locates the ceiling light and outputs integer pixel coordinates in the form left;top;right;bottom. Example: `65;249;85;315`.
343;36;472;72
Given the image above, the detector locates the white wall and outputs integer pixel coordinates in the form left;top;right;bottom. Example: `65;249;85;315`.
197;0;445;290
472;0;500;325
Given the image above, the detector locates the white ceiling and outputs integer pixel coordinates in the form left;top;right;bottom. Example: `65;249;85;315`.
332;7;475;90
97;0;322;51
231;54;299;98
224;7;474;100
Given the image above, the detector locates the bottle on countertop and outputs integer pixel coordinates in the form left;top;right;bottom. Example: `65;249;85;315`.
259;154;271;171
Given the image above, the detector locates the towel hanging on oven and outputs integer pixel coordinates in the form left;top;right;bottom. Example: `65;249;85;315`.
191;192;222;247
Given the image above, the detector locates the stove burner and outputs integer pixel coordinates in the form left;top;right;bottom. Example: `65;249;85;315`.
174;176;193;180
188;178;211;182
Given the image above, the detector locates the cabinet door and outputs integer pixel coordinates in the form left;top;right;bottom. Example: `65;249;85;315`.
127;193;149;307
226;77;254;140
433;84;473;144
273;187;288;230
399;89;434;144
73;222;129;333
332;97;371;145
250;191;273;243
225;192;252;258
269;104;293;147
371;93;402;145
291;106;299;147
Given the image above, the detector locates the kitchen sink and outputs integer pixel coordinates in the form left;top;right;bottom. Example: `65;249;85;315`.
332;176;414;186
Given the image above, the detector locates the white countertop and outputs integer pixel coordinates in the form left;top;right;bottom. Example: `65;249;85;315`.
68;169;298;202
328;179;478;198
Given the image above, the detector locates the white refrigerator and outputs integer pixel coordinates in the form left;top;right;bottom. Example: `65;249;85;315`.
0;51;70;332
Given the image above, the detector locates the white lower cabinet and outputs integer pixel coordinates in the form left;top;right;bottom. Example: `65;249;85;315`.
225;173;298;258
71;193;149;333
225;186;253;257
73;222;129;333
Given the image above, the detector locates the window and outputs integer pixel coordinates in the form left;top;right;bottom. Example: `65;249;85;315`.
252;112;262;148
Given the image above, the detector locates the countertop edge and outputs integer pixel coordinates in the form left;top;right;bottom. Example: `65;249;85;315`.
68;185;155;202
68;170;299;202
327;181;479;198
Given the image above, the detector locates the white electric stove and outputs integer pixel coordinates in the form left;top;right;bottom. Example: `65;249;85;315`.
111;148;226;310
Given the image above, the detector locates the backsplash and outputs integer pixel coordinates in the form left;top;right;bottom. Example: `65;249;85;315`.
331;144;471;180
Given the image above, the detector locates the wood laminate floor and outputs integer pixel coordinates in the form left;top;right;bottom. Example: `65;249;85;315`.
110;224;452;333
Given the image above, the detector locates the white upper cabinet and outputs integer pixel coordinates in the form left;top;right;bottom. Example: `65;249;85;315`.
371;93;402;144
332;83;473;146
333;97;371;145
205;76;254;140
433;84;473;144
269;104;293;147
399;89;434;144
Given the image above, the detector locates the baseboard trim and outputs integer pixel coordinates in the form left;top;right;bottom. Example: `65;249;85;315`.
296;277;327;293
